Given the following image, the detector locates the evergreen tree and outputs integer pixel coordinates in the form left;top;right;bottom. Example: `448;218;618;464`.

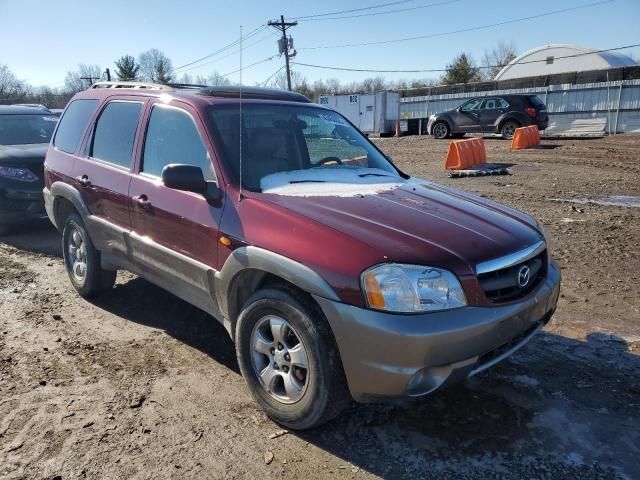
114;55;139;81
441;53;482;85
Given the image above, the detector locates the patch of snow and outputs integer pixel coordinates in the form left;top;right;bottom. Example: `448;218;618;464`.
260;167;405;197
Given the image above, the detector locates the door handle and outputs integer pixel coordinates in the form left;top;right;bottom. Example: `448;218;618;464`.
133;194;152;209
75;175;91;188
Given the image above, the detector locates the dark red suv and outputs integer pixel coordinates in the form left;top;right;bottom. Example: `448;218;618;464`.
44;81;560;429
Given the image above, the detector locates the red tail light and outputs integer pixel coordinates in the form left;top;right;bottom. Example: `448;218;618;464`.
526;107;537;118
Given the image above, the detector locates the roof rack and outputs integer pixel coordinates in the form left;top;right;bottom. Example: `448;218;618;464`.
90;81;174;91
198;86;311;103
13;103;51;111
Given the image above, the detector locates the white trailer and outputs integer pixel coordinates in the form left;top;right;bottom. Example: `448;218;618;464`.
317;92;399;136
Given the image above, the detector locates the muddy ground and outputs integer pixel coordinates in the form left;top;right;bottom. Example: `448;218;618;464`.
1;135;639;480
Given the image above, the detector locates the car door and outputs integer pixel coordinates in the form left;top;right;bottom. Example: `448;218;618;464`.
128;100;224;318
72;98;145;255
479;98;508;132
452;98;483;132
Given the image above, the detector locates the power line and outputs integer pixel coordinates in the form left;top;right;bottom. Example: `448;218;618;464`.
300;0;616;50
262;64;286;86
291;43;640;73
298;0;460;22
221;55;279;77
292;0;419;20
175;30;275;75
173;24;267;72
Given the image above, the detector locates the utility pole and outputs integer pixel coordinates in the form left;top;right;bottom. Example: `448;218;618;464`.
80;76;98;88
105;68;111;81
268;15;297;91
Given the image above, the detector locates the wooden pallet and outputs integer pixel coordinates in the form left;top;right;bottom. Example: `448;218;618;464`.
448;163;510;178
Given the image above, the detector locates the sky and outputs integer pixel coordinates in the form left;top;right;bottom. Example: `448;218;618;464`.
1;0;639;89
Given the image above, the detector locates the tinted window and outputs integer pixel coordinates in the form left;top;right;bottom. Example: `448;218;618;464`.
143;105;213;179
460;99;483;111
0;114;58;145
91;101;142;168
482;98;508;110
529;96;545;107
54;99;99;153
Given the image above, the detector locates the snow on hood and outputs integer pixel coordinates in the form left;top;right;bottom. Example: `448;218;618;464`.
260;167;405;197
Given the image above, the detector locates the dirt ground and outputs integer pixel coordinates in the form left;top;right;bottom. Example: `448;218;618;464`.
1;134;639;480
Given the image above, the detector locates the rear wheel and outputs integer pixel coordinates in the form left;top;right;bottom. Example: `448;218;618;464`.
500;120;519;139
235;288;350;430
62;213;116;297
432;121;450;139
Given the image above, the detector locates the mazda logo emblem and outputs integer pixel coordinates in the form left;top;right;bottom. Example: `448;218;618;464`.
517;265;531;288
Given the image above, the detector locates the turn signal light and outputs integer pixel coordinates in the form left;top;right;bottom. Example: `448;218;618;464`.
526;107;537;118
219;236;232;247
363;272;386;309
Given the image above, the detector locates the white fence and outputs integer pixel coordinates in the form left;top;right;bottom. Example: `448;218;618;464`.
400;79;640;134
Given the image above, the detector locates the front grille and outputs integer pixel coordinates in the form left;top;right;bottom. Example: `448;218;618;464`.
478;250;546;302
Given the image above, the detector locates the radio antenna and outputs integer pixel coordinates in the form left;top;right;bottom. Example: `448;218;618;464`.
238;25;244;202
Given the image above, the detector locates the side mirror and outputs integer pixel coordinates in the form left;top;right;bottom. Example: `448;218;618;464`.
162;164;210;196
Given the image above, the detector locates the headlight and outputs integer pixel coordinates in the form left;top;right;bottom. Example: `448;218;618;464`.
0;166;38;182
361;264;467;313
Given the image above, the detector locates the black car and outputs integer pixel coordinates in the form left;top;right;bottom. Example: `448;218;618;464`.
0;105;58;234
427;94;549;140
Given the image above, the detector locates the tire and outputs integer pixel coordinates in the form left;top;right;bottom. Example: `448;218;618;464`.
500;120;520;140
431;121;450;139
235;287;350;430
62;213;116;298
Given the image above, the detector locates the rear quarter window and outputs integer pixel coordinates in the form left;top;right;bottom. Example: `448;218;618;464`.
53;99;99;154
528;96;545;107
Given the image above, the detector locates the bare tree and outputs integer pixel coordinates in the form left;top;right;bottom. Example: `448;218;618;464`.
207;71;230;86
269;70;312;98
482;41;518;80
64;64;103;94
0;65;29;103
139;49;174;84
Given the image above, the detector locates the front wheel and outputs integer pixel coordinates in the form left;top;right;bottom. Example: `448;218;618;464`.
500;120;519;139
62;213;116;298
431;121;450;139
235;288;350;430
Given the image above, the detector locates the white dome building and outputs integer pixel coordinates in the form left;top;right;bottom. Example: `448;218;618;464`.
494;44;637;80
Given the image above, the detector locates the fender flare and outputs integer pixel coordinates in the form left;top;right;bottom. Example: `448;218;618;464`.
214;246;340;321
49;181;91;229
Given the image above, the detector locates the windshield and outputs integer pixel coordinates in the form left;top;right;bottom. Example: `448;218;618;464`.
0;113;58;145
207;104;401;191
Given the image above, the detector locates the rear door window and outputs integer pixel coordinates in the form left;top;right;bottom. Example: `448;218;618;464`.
53;99;99;153
90;101;143;169
142;104;214;180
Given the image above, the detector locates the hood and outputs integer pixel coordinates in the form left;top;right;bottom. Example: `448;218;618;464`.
0;143;48;166
257;177;543;273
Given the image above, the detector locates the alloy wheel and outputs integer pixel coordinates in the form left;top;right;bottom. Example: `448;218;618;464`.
67;227;87;284
250;315;310;404
433;123;448;139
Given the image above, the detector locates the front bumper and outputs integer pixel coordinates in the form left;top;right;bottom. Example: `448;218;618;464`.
314;261;561;402
0;182;46;224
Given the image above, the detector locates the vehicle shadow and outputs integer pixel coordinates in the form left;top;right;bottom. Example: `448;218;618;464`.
293;331;640;479
91;273;640;478
0;222;61;257
92;276;240;374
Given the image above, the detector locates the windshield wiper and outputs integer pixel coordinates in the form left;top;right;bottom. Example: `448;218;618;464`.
358;172;394;178
289;179;327;184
